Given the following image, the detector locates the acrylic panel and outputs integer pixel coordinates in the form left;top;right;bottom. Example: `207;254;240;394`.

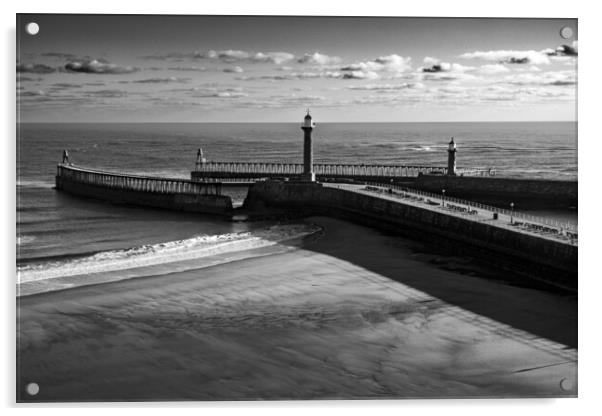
16;14;577;402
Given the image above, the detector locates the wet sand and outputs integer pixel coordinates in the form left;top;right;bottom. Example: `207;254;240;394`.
17;217;577;401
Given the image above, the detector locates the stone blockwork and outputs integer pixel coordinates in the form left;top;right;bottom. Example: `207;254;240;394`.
56;176;233;215
412;175;577;208
245;180;577;290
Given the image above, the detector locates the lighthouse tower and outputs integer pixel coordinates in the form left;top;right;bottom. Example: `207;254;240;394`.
447;137;457;176
301;110;316;182
195;148;206;172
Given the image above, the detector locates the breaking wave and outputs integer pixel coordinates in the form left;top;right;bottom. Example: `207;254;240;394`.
17;223;321;294
17;179;55;188
16;235;36;246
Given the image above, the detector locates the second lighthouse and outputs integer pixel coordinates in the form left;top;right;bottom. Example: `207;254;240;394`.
301;110;316;182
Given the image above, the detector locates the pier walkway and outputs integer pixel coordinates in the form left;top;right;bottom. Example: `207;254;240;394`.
57;164;222;195
324;183;577;245
192;161;493;182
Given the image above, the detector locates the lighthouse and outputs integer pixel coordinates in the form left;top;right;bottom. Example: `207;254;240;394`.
447;137;457;176
195;148;206;172
301;110;316;182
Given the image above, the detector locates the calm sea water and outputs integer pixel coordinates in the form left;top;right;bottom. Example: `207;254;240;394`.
16;122;577;294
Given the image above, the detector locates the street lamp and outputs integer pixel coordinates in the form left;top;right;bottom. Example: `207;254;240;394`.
442;189;446;206
510;202;514;224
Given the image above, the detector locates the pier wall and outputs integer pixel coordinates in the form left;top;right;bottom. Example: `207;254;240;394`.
56;176;233;215
412;175;578;208
245;181;577;289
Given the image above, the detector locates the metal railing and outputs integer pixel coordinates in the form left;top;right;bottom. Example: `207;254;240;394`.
194;161;493;178
57;164;221;195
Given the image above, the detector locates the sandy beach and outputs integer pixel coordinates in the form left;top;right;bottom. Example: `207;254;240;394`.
17;216;577;401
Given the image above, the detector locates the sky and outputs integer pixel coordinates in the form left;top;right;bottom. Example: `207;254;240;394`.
16;14;577;122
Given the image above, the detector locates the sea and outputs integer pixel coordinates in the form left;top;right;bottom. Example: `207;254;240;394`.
16;122;578;296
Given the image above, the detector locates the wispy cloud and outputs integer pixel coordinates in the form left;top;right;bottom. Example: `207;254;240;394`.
341;55;412;79
168;66;206;72
251;52;295;65
297;52;341;66
460;50;551;65
84;89;128;98
64;59;139;74
420;58;474;73
501;70;576;86
543;41;578;57
477;64;510;74
17;63;56;74
223;66;244;73
41;52;77;60
142;49;295;65
346;83;424;90
460;42;578;66
130;77;190;84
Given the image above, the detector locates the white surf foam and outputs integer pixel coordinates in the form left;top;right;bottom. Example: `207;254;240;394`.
17;224;321;285
16;235;36;246
17;179;55;188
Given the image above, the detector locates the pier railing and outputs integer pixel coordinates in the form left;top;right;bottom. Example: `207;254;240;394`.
57;164;221;195
361;181;578;237
194;161;493;179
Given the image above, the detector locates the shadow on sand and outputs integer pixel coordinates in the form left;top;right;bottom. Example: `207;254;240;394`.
293;216;577;349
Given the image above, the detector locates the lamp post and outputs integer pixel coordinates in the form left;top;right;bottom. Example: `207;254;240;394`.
510;202;514;224
442;189;446;207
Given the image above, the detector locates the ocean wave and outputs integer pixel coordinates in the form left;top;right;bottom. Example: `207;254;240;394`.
17;223;321;286
16;235;36;246
17;179;55;188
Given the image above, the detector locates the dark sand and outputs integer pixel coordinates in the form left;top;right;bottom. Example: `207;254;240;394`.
17;217;577;401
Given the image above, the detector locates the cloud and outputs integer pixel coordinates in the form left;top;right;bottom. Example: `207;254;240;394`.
237;71;344;81
130;77;190;84
17;63;56;74
420;72;478;82
19;90;46;97
297;52;342;66
143;49;296;66
343;54;412;72
168;66;206;72
460;50;551;65
340;55;412;79
544;41;578;57
252;52;295;64
84;89;128;98
212;50;248;62
223;66;244;73
548;80;575;86
186;86;248;99
422;56;439;66
347;83;424;90
342;70;379;80
49;83;82;90
478;64;510;74
217;91;249;98
41;52;77;60
141;51;208;60
64;59;138;74
501;70;576;86
421;61;474;73
16;76;42;82
213;50;295;64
